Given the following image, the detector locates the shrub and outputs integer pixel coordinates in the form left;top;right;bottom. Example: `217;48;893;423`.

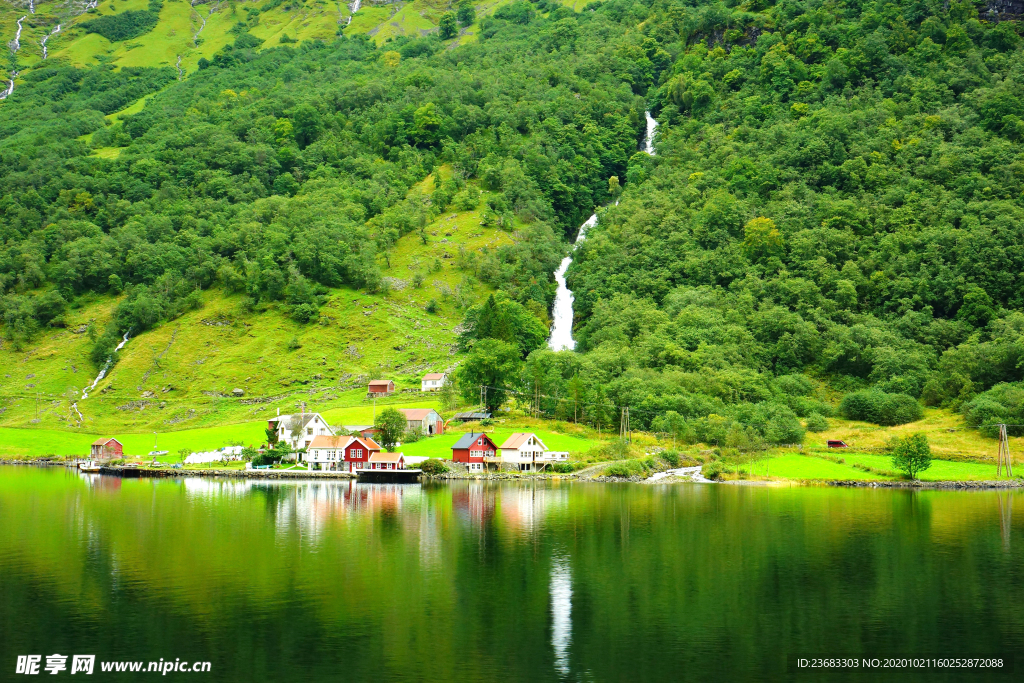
840;390;922;426
961;382;1024;437
403;428;422;444
805;413;829;432
420;458;450;474
81;10;159;42
425;299;438;314
701;460;724;480
890;433;932;479
604;458;653;478
291;303;319;323
661;449;681;467
550;461;585;473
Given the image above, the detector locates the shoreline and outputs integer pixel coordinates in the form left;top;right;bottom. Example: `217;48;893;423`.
1;460;1021;488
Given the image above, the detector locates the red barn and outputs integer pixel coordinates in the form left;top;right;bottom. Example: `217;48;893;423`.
90;438;123;459
368;380;395;396
451;432;497;473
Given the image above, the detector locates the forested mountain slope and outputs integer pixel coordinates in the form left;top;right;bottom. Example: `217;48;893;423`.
2;0;1024;445
557;0;1024;443
0;0;648;429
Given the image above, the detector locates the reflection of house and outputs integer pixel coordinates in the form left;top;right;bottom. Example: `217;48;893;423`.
306;435;382;472
451;432;497;472
499;433;548;471
90;437;123;459
400;408;444;435
268;413;334;450
368;452;406;470
421;373;447;392
368;380;395;396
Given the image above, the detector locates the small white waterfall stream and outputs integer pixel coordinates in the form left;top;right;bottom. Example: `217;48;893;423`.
12;14;26;52
547;111;659;351
346;0;361;25
0;16;28;101
80;330;130;400
40;24;61;59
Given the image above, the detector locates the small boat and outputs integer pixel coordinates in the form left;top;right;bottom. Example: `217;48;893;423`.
79;460;101;472
148;450;168;456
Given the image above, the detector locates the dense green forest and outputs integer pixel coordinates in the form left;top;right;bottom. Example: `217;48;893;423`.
3;0;1024;445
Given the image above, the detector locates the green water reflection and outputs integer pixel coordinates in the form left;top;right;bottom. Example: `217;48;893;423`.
0;466;1022;681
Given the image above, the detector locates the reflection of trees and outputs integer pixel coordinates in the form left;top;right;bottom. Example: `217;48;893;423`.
2;470;1023;681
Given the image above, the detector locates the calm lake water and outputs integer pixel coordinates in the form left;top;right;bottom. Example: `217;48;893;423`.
1;466;1022;682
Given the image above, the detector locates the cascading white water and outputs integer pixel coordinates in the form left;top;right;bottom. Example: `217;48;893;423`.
0;17;27;101
644;110;657;155
13;15;26;52
41;24;61;59
547;111;659;351
548;214;595;351
346;0;361;25
0;75;14;101
29;0;35;13
81;331;130;400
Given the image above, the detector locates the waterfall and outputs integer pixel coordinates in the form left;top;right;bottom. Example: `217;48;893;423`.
41;24;61;59
81;330;131;400
644;110;657;155
346;0;361;25
0;74;14;101
547;111;659;351
12;15;26;52
548;214;595;351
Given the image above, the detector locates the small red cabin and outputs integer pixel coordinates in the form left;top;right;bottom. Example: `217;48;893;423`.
368;380;395;396
91;438;124;459
451;432;497;472
827;440;849;449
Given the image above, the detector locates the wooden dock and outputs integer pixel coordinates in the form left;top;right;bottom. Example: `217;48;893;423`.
355;469;423;483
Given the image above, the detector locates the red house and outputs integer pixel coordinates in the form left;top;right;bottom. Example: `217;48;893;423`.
307;435;382;472
90;438;123;459
451;432;497;473
368;380;395;396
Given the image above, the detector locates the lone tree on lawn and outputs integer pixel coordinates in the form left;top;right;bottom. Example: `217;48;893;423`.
891;432;932;480
375;407;407;451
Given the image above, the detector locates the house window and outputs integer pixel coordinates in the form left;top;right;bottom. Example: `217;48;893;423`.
307;428;313;435
352;449;362;458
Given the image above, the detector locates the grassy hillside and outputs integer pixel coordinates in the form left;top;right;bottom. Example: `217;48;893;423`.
0;0;507;84
0;167;511;433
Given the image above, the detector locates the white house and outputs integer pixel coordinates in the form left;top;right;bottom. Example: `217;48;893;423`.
421;373;447;392
499;433;549;471
268;412;335;451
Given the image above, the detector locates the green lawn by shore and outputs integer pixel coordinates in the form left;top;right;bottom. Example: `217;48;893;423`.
748;452;1008;482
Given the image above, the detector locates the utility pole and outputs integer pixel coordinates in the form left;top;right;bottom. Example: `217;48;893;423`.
997;423;1013;478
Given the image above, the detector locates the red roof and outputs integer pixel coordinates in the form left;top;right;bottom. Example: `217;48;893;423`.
92;437;119;446
308;435;381;451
